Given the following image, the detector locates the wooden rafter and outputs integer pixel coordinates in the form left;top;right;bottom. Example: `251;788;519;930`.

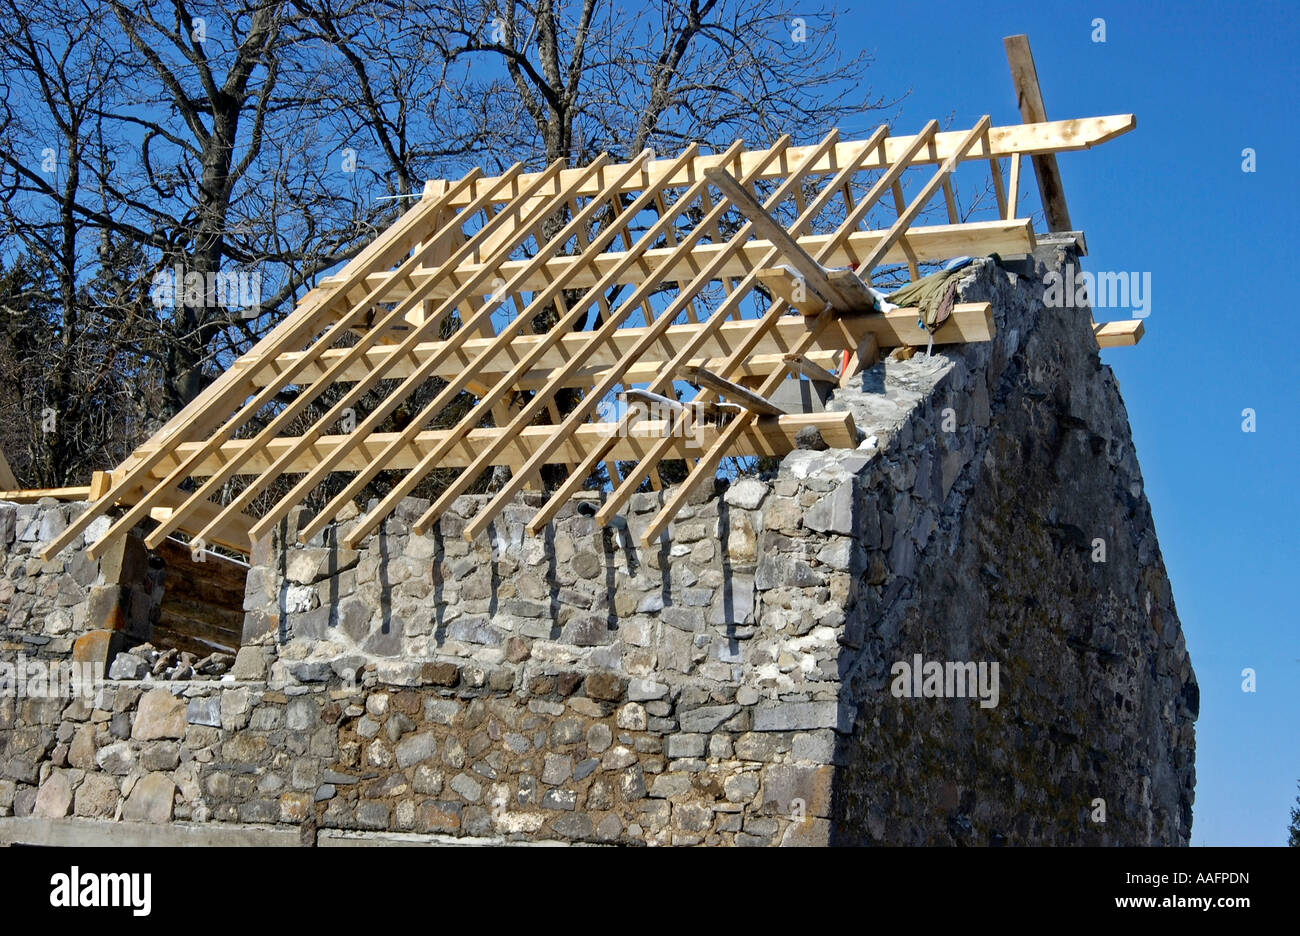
1005;34;1074;234
39;105;1138;564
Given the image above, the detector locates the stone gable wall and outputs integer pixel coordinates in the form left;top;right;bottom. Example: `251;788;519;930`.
0;241;1197;845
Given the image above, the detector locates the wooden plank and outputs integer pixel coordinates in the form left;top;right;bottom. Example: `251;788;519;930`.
1007;151;1022;219
347;217;1033;301
782;354;839;386
123;415;858;479
1093;320;1144;347
941;176;959;223
703;166;849;308
1004;34;1073;233
756;267;829;315
425;116;1136;211
0;485;90;503
265;307;939;387
88;471;112;501
681;364;786;416
891;181;920;280
989;153;1008;220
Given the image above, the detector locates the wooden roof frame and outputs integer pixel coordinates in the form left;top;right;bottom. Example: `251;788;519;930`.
39;80;1136;561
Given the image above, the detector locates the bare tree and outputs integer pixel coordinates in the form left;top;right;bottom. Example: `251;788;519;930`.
0;0;884;494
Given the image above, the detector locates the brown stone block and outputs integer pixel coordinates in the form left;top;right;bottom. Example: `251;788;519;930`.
71;629;121;666
421;661;460;686
416;799;461;833
504;636;530;663
556;672;583;697
585;671;626;702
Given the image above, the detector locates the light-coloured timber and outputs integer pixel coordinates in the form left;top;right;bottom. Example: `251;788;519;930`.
681;364;786;416
133;413;858;478
339;218;1036;300
61;100;1137;560
757;267;829;315
1005;34;1076;234
1093;319;1144;347
396;116;1135;213
0;485;91;503
782;353;840;386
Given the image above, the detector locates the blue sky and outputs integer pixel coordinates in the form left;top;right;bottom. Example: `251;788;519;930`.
828;0;1299;845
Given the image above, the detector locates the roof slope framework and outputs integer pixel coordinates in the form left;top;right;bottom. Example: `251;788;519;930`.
42;111;1136;562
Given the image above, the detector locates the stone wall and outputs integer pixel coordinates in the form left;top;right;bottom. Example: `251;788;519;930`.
824;249;1196;844
0;239;1196;845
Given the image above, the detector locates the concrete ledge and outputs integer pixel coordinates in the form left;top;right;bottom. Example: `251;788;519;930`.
0;817;302;848
317;829;579;847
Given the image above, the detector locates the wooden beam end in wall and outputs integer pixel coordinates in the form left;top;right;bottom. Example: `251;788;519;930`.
1093;319;1144;348
88;471;113;501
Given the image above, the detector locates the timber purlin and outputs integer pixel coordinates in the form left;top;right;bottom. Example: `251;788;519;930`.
32;54;1138;562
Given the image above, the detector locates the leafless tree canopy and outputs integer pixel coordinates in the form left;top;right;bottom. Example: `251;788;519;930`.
0;0;882;489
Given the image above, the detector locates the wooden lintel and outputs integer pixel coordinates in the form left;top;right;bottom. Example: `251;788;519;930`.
88;471;113;501
0;485;91;504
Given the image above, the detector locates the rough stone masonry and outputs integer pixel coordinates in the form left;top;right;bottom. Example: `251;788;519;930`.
0;236;1196;846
